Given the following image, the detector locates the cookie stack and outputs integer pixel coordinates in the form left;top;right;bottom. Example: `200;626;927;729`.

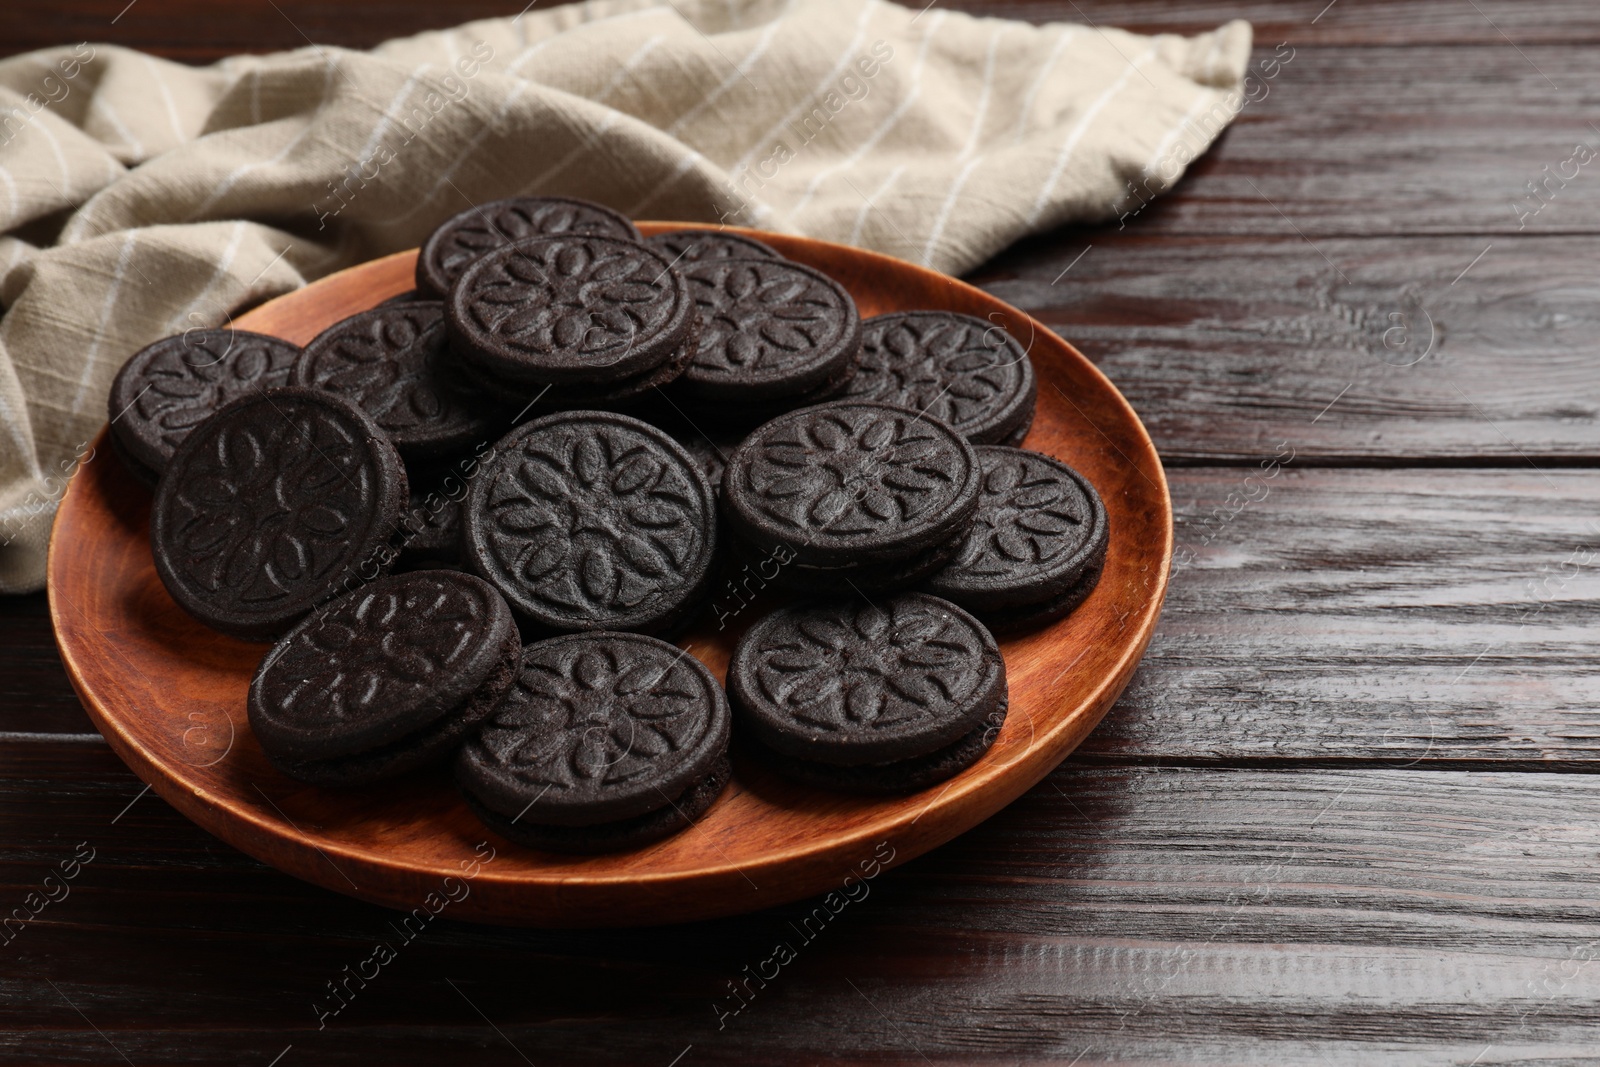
719;400;983;594
728;593;1008;794
446;232;699;408
111;195;1110;855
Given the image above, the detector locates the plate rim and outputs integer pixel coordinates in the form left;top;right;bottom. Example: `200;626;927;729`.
48;223;1172;923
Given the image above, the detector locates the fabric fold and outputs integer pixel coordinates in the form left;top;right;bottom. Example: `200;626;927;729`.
0;0;1250;592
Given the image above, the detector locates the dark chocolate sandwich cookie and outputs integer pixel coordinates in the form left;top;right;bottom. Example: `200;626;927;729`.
754;699;1009;795
457;631;731;852
395;458;470;566
646;229;782;264
725;531;960;597
249;570;520;786
106;430;163;489
151;387;407;641
295;302;499;460
923;446;1108;632
415;195;641;299
721;400;980;590
670;425;739;493
463;411;718;635
447;234;696;403
843;311;1037;445
673;257;861;409
108;329;300;484
728;593;1007;793
635;398;748;493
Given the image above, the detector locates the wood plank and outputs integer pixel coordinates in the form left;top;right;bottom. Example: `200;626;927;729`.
977;233;1600;461
1087;44;1600;238
5;1;1599;62
0;1;522;62
0;593;94;737
10;469;1600;766
950;0;1600;46
1087;468;1600;766
3;742;1600;1064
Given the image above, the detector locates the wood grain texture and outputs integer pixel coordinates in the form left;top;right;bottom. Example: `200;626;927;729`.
0;593;94;737
934;0;1600;45
1089;468;1600;766
974;233;1600;462
5;0;1599;1061
1027;46;1600;239
20;467;1600;768
4;742;1600;1065
46;231;1172;926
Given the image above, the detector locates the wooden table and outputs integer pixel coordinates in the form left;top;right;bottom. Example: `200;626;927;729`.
4;2;1598;1062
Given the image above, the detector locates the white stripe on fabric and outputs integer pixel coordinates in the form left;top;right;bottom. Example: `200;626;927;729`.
507;6;672;75
0;164;18;223
142;55;187;142
164;221;247;334
1025;43;1159;226
1199;29;1224;86
1140;87;1219;181
593;34;665;103
0;322;41;478
505;36;562;77
352;66;434;170
0;402;41;480
920;152;982;266
847;162;904;245
957;23;1005;160
184;57;339;221
67;232;138;418
786;10;946;220
727;0;875;174
512;37;569;78
91;96;145;159
1010;25;1077;145
665;0;801;135
33;120;73;201
515;108;625;196
510;37;664;197
625;146;704;216
372;81;532;229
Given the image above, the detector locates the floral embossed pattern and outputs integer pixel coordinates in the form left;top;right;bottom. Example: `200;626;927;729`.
253;571;500;752
733;594;999;749
728;402;977;559
683;259;856;383
111;330;300;470
296;304;492;456
422;197;639;294
461;632;727;818
454;236;684;376
152;390;401;638
845;312;1035;442
944;448;1099;583
646;230;781;264
468;413;714;630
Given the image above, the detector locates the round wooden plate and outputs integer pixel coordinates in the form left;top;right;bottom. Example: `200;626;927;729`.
48;225;1171;927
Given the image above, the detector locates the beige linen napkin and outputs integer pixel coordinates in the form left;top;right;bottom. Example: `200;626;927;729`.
0;0;1250;592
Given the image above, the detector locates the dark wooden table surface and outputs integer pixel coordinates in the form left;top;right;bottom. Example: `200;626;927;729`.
5;1;1599;1063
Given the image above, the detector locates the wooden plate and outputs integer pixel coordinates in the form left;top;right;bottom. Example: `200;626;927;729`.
48;225;1171;927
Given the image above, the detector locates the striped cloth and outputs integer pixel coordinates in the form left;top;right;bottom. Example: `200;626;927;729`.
0;0;1250;593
